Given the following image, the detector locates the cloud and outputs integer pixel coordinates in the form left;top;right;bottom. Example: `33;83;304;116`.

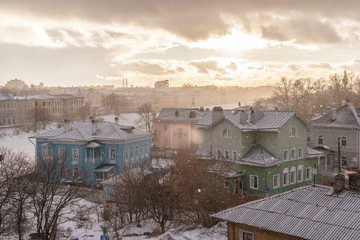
117;60;172;75
307;63;332;69
189;60;226;75
2;0;360;45
288;64;301;71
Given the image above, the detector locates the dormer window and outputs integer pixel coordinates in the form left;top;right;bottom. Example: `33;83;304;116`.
317;135;323;145
222;128;231;138
290;127;297;137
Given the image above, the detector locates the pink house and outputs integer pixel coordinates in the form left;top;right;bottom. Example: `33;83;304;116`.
153;108;206;153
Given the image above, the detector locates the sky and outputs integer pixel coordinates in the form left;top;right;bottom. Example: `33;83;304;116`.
1;0;360;88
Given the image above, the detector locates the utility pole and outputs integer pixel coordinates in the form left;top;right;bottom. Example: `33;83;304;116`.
338;137;341;174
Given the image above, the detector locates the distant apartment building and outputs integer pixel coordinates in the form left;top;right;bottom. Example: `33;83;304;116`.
0;93;85;126
153;108;206;155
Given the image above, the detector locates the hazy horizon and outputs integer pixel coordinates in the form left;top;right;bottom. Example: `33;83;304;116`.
1;1;360;87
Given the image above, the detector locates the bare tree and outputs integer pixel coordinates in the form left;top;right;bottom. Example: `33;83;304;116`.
137;103;154;132
30;157;88;240
0;148;34;239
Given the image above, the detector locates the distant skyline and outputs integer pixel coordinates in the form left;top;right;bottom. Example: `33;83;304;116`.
1;1;360;87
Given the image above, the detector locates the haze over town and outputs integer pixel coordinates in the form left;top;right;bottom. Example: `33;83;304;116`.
3;1;360;240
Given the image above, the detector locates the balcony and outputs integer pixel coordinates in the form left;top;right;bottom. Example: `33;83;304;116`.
86;156;101;164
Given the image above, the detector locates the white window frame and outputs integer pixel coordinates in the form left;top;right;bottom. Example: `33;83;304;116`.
317;134;323;145
298;148;303;159
291;148;296;160
290;126;297;137
233;151;237;161
250;175;258;190
222;128;231;138
163;124;168;131
283;150;289;160
298;165;303;182
72;149;79;159
59;148;65;160
177;128;183;138
273;174;280;189
42;145;48;157
109;148;116;163
224;150;229;160
306;167;312;180
290;166;296;184
283;168;289;186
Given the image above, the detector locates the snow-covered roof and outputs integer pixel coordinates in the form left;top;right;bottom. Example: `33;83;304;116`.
237;145;283;167
101;167;153;185
30;121;151;142
312;105;360;129
212;185;360;240
195;108;307;131
154;108;206;122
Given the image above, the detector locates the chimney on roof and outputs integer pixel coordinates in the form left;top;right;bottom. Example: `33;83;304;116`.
331;108;336;121
348;173;360;191
325;106;331;114
189;110;196;118
248;109;254;124
92;119;98;135
175;110;179;116
115;116;119;125
333;174;345;194
64;119;72;132
212;106;224;123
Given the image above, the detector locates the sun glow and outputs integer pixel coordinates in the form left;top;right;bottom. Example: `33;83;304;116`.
191;29;269;51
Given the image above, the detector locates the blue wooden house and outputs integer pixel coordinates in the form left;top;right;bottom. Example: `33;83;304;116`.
30;118;151;186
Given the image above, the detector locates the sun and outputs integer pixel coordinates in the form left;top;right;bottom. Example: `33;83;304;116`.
191;28;269;52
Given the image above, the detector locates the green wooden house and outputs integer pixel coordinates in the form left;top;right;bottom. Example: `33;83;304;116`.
195;107;323;197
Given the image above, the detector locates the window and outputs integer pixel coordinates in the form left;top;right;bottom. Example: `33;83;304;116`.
223;179;230;188
130;147;134;159
59;148;65;160
109;148;116;162
273;174;280;189
42;145;48;157
177;128;183;138
250;175;258;189
233;151;237;161
141;145;144;156
72;149;79;159
283;150;289;160
306;167;312;180
222;128;231;138
283;168;289;186
145;143;149;154
298;148;303;158
341;137;347;147
290;166;296;184
216;149;221;160
291;148;296;160
164;137;169;143
341;156;347;167
318;135;323;145
290;127;297;137
298;165;303;182
224;150;229;160
163;125;168;131
243;231;254;240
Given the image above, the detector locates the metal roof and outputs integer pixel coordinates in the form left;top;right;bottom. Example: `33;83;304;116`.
195;108;306;131
237;145;283;167
94;164;116;172
311;105;360;129
154;108;206;122
212;185;360;240
30;121;151;142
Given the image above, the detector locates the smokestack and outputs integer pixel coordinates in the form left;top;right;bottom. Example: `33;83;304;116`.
92;119;98;135
64;119;72;132
115;116;119;125
331;108;336;121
